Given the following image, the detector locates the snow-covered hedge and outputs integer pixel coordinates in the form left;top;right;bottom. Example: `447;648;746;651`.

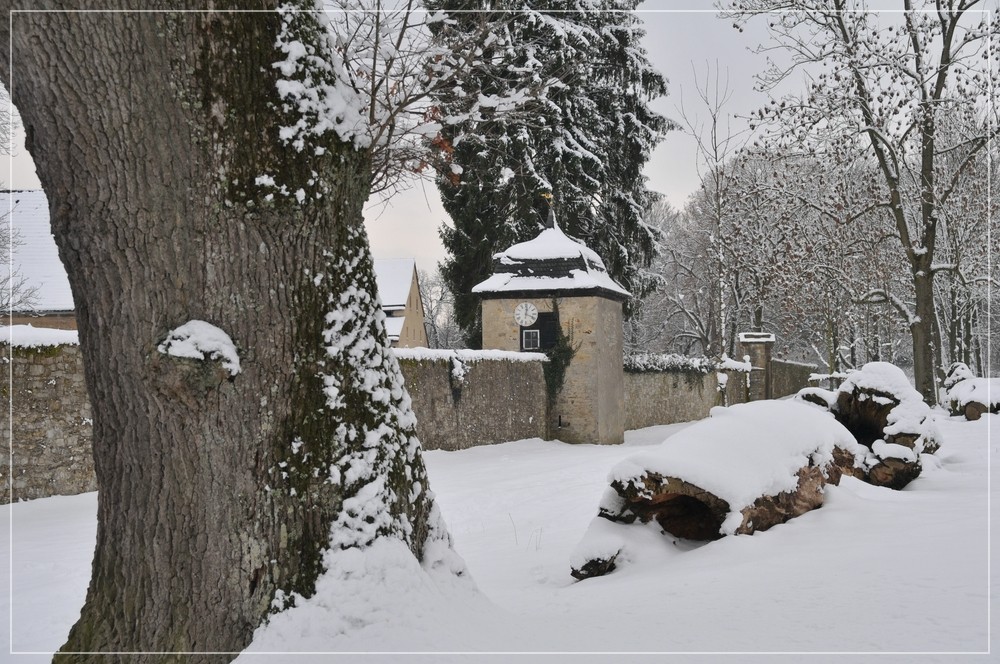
393;348;547;364
624;352;750;375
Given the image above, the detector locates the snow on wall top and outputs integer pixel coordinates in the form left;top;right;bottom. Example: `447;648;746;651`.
2;190;75;312
606;400;863;535
1;324;79;347
393;347;546;363
472;222;629;298
374;258;416;310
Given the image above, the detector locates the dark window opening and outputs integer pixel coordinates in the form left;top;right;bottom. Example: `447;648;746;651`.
521;311;559;351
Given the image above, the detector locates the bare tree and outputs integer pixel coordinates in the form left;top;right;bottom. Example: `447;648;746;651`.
325;0;534;197
0;86;35;315
674;62;751;355
727;0;999;403
624;198;684;353
418;266;462;348
0;219;38;313
929;108;998;375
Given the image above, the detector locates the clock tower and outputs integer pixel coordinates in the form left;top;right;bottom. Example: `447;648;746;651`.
472;212;629;445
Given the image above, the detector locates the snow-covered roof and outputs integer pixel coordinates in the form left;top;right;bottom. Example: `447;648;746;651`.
374;258;416;311
472;221;629;300
2;190;74;311
738;332;775;344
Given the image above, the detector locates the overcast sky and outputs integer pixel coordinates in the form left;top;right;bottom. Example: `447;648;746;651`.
4;5;778;274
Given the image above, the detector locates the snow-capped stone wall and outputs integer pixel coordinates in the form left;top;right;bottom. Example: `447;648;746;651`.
771;359;819;399
623;369;750;430
2;341;551;503
394;350;549;451
1;340;95;503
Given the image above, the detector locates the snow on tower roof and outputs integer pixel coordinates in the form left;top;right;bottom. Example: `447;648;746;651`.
2;190;75;312
472;220;629;300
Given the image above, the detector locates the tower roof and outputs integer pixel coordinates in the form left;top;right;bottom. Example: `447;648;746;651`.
472;220;629;301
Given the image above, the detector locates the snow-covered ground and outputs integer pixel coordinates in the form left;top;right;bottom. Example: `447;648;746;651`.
1;416;995;662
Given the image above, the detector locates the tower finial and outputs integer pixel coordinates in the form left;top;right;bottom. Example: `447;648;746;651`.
546;206;557;230
541;191;555;229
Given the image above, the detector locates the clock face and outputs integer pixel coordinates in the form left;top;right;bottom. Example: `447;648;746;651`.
514;302;539;327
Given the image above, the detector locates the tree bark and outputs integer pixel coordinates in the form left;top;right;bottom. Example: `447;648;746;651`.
2;4;445;661
911;264;941;404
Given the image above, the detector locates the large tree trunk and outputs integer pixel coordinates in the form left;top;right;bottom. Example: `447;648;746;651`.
3;5;445;661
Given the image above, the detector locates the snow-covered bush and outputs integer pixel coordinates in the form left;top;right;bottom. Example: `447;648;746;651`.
624;352;751;375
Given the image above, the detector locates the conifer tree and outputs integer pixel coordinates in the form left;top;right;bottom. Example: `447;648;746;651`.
430;0;670;346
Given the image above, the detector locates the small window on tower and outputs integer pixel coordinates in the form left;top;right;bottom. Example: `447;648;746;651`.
522;329;540;350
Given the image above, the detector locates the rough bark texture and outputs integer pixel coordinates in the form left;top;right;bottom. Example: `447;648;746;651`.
2;3;442;661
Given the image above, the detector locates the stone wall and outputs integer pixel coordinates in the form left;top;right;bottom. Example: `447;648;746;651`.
771;358;818;399
395;350;549;451
3;337;809;502
624;369;749;431
1;342;95;503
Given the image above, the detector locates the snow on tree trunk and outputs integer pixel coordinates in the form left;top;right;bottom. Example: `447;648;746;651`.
2;5;450;659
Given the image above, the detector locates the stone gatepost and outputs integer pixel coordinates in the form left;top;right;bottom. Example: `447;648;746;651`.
738;332;775;401
473;213;629;445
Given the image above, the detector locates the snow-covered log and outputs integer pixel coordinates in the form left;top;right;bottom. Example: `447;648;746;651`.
942;363;999;421
795;362;940;490
571;401;866;580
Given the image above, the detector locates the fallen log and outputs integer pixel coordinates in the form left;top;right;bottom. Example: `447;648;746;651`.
942;364;999;421
571;400;867;580
797;362;941;489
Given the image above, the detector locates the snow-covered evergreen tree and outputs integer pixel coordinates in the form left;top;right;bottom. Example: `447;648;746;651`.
429;0;670;346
